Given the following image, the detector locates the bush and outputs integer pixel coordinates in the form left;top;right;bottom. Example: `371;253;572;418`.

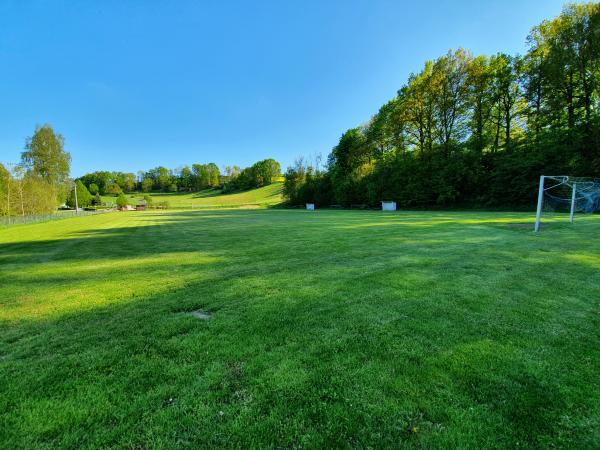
116;193;128;208
92;193;102;206
150;200;170;209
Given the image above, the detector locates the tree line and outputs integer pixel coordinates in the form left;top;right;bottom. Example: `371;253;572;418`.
284;3;600;209
77;158;281;196
0;125;71;216
1;122;282;216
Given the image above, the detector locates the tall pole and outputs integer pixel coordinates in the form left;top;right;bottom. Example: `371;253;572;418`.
569;182;577;224
74;182;79;215
6;166;10;225
534;175;545;232
6;165;12;225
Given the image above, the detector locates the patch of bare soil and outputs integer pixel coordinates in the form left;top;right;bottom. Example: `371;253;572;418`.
189;310;211;319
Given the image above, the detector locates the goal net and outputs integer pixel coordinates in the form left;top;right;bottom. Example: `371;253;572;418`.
534;175;600;232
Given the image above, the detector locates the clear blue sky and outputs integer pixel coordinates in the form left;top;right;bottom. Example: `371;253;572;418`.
1;0;567;177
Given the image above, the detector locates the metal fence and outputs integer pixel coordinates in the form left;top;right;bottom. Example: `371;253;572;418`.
0;209;114;227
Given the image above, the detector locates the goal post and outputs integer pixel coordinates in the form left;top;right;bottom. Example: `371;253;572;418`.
569;183;577;224
534;175;545;232
534;175;598;232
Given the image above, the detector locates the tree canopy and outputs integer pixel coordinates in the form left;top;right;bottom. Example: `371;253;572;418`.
21;125;71;189
77;158;281;196
284;3;600;208
0;125;71;216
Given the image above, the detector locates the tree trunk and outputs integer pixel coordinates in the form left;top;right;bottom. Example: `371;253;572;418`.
493;116;501;153
19;184;25;216
505;104;511;151
566;71;575;130
476;97;484;152
6;176;10;217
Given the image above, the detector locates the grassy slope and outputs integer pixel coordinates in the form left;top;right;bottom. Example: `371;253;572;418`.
102;182;283;208
1;210;599;448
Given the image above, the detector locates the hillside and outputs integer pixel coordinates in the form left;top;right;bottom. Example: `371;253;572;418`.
103;182;284;209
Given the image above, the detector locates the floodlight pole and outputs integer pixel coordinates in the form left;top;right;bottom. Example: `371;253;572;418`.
569;182;577;224
534;175;545;232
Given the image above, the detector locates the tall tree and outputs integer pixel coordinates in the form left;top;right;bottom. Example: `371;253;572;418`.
528;3;600;164
365;98;406;156
179;166;193;191
431;48;472;155
0;164;10;216
252;159;280;186
400;62;436;155
467;55;494;152
192;164;210;190
489;53;523;151
206;163;220;187
21;125;71;203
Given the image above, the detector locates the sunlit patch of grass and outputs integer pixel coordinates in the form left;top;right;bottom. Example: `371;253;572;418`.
562;253;600;267
1;252;222;321
0;209;599;448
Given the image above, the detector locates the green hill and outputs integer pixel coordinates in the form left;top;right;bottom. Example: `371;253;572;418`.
103;182;284;209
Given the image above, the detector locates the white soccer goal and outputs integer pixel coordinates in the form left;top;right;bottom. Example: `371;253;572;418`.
534;175;600;232
381;201;396;211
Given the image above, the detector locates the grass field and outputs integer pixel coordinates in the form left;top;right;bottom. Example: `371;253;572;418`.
1;208;599;448
102;183;283;208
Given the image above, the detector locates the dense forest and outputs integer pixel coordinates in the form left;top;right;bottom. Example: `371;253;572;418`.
284;3;600;209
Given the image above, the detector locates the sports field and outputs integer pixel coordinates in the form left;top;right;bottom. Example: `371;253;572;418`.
1;209;599;448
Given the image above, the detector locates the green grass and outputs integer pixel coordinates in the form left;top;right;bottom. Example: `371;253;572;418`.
102;182;284;208
1;209;599;448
